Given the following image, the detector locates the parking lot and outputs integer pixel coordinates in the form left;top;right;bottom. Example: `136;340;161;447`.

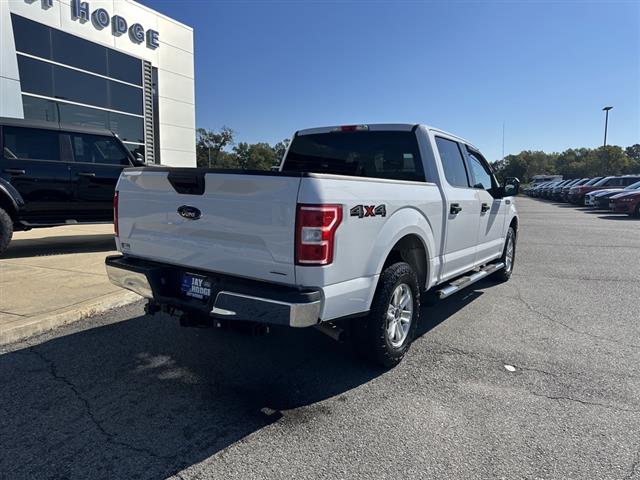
1;195;639;480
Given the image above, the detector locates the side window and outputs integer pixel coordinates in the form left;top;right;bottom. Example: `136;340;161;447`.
70;134;131;166
2;126;60;161
435;137;469;188
466;150;495;194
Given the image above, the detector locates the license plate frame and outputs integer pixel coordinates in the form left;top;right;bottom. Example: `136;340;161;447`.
180;272;213;301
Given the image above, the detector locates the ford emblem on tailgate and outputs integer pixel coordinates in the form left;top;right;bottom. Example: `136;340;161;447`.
177;205;202;220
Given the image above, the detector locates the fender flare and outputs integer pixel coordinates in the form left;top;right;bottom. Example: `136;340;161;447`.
0;178;24;216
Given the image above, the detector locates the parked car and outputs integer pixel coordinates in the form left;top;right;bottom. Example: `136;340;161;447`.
560;178;589;202
541;181;562;199
0;117;146;255
550;179;575;201
530;181;554;197
609;190;640;217
106;123;520;367
584;176;640;206
595;181;640;209
567;176;617;205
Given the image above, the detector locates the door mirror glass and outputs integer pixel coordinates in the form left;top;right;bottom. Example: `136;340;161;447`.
504;177;520;196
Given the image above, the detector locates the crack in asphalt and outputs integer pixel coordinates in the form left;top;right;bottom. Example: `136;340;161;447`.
27;347;176;464
511;284;640;349
430;341;567;379
530;392;640;414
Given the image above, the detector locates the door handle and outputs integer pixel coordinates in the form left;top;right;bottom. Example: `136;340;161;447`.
450;203;462;215
77;172;96;177
481;203;490;213
3;168;25;175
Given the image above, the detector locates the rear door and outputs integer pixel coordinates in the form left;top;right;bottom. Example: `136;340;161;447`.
1;125;72;221
464;147;507;265
68;133;131;221
433;135;481;280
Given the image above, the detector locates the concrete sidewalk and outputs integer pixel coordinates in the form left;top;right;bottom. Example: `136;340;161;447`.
0;225;138;345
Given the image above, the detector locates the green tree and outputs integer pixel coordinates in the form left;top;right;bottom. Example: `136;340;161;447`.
196;126;234;168
272;138;291;165
232;142;279;170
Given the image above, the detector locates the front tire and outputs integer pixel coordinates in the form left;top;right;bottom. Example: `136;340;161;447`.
353;262;420;368
495;226;516;282
0;208;13;256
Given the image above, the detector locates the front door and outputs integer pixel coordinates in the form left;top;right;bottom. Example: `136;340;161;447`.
1;125;72;222
67;133;131;221
464;147;507;265
433;135;481;281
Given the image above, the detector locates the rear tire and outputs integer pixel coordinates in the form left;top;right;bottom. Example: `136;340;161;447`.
0;208;13;256
352;262;420;368
634;204;640;218
495;226;516;282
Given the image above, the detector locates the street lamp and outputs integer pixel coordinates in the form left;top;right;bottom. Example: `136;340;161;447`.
204;139;214;168
602;106;613;147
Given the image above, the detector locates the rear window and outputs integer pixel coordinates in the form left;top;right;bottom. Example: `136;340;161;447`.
282;131;425;182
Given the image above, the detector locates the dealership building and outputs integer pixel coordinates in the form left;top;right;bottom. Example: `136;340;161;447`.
0;0;195;166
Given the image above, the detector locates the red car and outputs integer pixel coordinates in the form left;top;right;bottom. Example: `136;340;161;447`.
609;190;640;217
568;175;640;205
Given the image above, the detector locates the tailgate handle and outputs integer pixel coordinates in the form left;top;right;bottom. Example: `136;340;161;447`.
450;203;462;215
78;172;96;177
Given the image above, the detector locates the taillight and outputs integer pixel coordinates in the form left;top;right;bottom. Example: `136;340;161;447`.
113;190;119;237
295;204;342;265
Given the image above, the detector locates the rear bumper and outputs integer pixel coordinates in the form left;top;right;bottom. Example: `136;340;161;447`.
105;255;322;328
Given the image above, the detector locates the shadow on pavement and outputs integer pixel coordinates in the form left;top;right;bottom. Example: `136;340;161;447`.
597;215;638;221
0;284;482;480
2;234;116;259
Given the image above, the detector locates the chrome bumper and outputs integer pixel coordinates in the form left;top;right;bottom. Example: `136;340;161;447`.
212;291;321;328
105;256;321;328
106;264;153;299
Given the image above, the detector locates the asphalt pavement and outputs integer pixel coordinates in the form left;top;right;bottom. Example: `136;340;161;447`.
1;197;639;480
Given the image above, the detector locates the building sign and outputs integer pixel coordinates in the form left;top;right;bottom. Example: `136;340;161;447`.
28;0;160;49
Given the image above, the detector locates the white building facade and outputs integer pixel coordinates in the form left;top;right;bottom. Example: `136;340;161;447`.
0;0;195;166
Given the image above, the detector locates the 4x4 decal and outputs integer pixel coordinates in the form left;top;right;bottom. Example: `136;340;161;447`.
350;204;386;218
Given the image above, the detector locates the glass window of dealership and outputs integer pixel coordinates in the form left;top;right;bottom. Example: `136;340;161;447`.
0;0;196;167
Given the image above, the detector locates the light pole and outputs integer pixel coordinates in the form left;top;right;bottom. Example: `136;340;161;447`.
205;139;213;168
602;106;613;147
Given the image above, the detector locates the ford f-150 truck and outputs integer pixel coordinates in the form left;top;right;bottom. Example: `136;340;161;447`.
106;124;520;367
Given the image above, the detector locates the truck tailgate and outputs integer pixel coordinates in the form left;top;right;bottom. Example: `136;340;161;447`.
116;169;302;285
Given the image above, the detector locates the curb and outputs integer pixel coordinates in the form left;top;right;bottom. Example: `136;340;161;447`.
0;291;141;346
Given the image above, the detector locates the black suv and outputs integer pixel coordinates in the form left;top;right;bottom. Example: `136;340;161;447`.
0;118;145;255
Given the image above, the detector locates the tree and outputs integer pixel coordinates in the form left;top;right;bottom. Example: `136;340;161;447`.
196;126;234;168
272;139;291;165
492;144;635;182
232;142;279;170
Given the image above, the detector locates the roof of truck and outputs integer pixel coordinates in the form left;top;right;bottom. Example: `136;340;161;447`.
295;123;479;151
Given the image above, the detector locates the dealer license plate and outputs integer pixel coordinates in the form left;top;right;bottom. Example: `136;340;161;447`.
180;273;212;301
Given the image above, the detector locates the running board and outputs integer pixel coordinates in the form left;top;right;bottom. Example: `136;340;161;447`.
436;262;505;299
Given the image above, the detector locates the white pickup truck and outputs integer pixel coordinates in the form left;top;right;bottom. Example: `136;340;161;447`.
106;124;519;367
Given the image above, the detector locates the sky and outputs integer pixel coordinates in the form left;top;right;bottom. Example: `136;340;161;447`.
144;0;639;160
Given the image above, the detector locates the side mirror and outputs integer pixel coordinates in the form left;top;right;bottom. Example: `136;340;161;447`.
504;177;520;197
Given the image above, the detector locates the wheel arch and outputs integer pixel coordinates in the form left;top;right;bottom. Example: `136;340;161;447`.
0;180;23;221
372;208;436;292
